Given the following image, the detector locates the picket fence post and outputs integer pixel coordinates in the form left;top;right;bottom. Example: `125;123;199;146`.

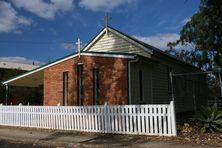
0;104;2;125
170;101;177;136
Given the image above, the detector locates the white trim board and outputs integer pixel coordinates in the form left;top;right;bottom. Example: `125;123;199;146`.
82;53;134;59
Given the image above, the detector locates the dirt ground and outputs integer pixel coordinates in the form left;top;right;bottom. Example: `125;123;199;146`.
0;126;220;148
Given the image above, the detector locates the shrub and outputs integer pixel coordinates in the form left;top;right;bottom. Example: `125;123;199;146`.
194;105;222;133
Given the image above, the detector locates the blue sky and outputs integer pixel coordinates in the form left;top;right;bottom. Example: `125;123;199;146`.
0;0;200;65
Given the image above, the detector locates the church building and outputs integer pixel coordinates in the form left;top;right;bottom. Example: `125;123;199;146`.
2;27;208;113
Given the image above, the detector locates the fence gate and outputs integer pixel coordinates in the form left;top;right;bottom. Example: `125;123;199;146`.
0;101;176;136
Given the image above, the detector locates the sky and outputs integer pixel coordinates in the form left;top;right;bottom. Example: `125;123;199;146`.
0;0;200;65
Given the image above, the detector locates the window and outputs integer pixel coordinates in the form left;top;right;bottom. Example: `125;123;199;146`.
77;64;83;105
167;67;172;93
93;69;99;105
139;70;144;102
63;72;68;106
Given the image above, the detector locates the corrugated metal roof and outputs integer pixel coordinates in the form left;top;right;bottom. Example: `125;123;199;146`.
0;61;39;71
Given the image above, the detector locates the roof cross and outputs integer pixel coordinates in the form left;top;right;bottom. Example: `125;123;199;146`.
76;38;82;59
104;13;111;35
104;13;111;28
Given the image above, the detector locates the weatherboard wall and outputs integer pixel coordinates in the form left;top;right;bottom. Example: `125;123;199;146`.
151;52;208;113
88;32;151;58
130;59;153;104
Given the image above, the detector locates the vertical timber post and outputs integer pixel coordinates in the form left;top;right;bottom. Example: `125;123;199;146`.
170;101;177;136
0;103;2;125
169;72;177;136
5;84;8;105
169;71;175;101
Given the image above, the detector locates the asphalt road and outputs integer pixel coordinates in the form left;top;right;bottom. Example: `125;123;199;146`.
0;139;46;148
0;126;216;148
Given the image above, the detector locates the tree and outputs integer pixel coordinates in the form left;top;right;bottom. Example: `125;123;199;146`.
166;47;213;70
168;0;222;70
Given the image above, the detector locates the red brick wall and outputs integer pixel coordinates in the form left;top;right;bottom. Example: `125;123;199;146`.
43;55;129;106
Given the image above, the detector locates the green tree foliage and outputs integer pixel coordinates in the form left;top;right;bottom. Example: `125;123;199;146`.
167;0;222;70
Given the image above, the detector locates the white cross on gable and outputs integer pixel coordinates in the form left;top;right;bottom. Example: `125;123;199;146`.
76;38;82;58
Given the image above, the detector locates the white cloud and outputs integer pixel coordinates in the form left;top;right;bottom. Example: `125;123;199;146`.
0;56;45;65
11;0;74;20
0;1;32;33
17;16;32;25
134;33;181;50
79;0;135;11
181;17;191;25
61;41;88;51
61;43;75;51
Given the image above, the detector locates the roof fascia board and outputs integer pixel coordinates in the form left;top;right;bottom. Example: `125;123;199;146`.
2;52;134;85
81;53;135;59
82;28;106;51
2;54;79;85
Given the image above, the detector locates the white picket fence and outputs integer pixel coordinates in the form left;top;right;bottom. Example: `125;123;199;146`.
0;101;177;136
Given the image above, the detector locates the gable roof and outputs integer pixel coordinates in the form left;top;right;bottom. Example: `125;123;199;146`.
83;27;153;55
90;26;202;71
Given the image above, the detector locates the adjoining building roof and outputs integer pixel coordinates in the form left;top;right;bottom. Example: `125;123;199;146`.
0;61;39;71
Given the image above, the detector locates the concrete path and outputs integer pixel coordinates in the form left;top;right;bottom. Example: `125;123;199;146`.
0;126;216;148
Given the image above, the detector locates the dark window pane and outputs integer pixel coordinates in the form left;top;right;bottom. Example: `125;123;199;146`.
93;69;99;105
63;72;68;106
77;64;83;105
139;70;143;102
